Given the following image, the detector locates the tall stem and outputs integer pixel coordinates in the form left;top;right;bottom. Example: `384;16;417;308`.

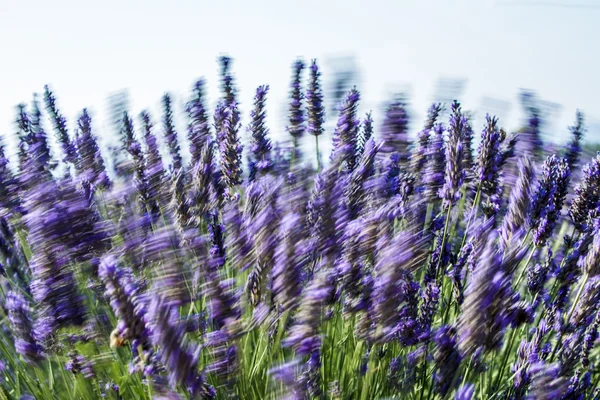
315;135;321;172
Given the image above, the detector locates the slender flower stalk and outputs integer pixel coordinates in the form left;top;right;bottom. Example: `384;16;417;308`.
43;85;77;164
306;59;325;169
440;101;466;210
565;110;585;171
411;103;443;178
248;85;273;176
187;79;212;165
76;110;111;190
287;60;306;155
218;102;243;190
219;55;236;106
378;94;410;167
140;110;166;205
162;94;183;171
529;155;570;247
569;153;600;233
147;296;216;399
424;123;446;203
6;291;45;364
356;112;373;161
331;88;360;172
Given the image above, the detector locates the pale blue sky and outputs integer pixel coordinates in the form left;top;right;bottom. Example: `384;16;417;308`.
1;0;599;164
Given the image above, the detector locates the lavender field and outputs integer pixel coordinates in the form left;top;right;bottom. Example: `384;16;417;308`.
0;55;598;400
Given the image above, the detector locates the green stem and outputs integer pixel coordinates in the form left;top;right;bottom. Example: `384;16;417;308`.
460;187;481;250
315;135;321;172
550;271;590;361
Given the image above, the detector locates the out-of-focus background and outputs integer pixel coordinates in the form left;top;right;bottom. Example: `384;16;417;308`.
1;0;599;165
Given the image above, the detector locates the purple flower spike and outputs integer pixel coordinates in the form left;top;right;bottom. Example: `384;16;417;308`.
162;93;183;171
187;79;212;166
43;85;77;164
440;101;466;210
306;59;325;138
248;85;273;176
331;88;361;172
287;60;306;140
6;291;45;364
146;296;216;399
76;110;112;190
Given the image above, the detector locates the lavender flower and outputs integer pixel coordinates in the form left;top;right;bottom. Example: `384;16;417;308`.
516;91;543;159
219;55;236;106
98;255;149;349
286;60;305;141
43;85;77;164
475;115;503;198
458;233;526;357
455;384;474;400
355;112;373;161
344;139;381;219
306;59;325;138
527;362;567;400
6;291;44;364
162;94;183;171
218;102;243;190
440;101;466;210
0;139;21;213
331;88;360;172
187;79;212;165
75;110;111;190
529;155;570;247
569;153;600;233
433;326;461;397
190;143;215;224
372;231;423;344
271;212;307;312
121;112;160;218
499;156;534;249
411;103;443;178
424;123;446;203
223;195;252;272
29;97;54;172
462;114;475;179
245;176;281;306
146;296;216;399
378;95;410;166
140;110;166;204
565;111;585;171
283;267;333;356
248;85;273;175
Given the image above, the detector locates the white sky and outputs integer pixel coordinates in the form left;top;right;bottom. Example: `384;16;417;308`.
1;0;599;165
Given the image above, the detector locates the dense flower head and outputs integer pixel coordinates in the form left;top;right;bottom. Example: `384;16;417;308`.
306;59;325;138
6;291;45;364
440;101;466;210
146;295;216;398
569;152;600;232
378;94;410;165
286;60;306;140
248;85;273;175
43;85;77;164
565;110;585;171
186;79;212;165
331;87;360;172
218;101;244;189
529;155;570;246
475;115;503;196
423;123;446;202
162;93;183;171
410;103;443;177
76;110;111;189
